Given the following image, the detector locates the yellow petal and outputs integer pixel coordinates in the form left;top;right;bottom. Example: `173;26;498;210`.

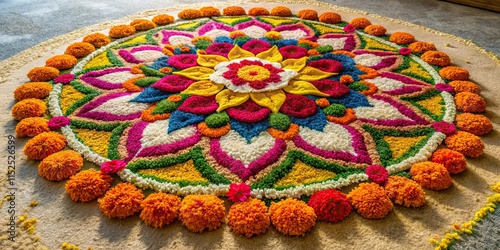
283;80;329;97
215;89;250;112
250;90;286;113
281;57;307;72
227;45;255;61
294;66;338;81
196;52;229;68
172;67;215;80
256;46;283;63
181;80;225;96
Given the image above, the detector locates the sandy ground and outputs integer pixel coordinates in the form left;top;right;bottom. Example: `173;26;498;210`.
0;1;499;249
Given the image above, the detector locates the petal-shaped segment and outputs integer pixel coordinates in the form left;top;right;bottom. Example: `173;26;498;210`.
283;80;329;97
250;89;286;113
172;67;215;80
295;66;338;81
227;45;255;61
216;89;250;112
281;57;307;72
196;52;229;68
256;46;283;63
181;80;225;96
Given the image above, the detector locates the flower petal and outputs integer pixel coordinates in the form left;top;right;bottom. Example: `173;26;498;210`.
227;45;255;61
256;45;283;63
216;89;250;112
172;66;215;80
283;80;329;97
196;52;229;68
181;80;225;96
294;66;338;81
281;57;307;72
250;89;286;113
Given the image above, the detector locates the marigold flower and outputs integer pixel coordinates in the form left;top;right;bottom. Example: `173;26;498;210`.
130;19;156;31
179;195;225;233
140;193;181;228
222;6;246;16
319;12;342;24
38;150;83;181
269;198;316;236
308;189;352;222
389;32;416;45
45;54;78;70
366;165;389;185
109;25;136;38
98;183;144;218
15;117;49;137
14;82;52;101
270;6;292;17
226;183;251;203
445;131;484;157
27;67;59;82
454;92;486;113
23;132;67;160
248;7;269;16
421;51;451;67
340;75;354;84
227;198;270;238
65;169;113;202
431;149;467;174
12;98;47;121
200;7;221;17
449;80;481;94
439;66;470;81
297;9;318;20
364;25;386;36
65;42;96;58
455;113;492;136
265;31;282;40
348;183;393;219
229;30;246;39
408;41;436;53
82;33;110;48
178;9;203;19
315;98;330;108
350;17;371;29
384;176;426;207
100;159;127;174
48;116;71;130
410;161;453;190
152;14;175;25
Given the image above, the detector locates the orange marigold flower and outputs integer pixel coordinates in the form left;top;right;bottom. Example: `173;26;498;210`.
15;117;49;138
449;80;481;94
159;67;173;74
340;75;354;84
439;66;470;81
308;49;320;56
421;51;451;67
130;19;156;31
12;98;47;121
384;176;426;207
410;161;453;190
454;92;486;113
109;25;136;39
14;82;52;101
140;193;181;228
223;6;246;16
269;198;316;236
389;32;416;45
152;14;175;26
179;195;225;233
248;7;269;16
200;7;221;17
227;198;270;238
23;132;67;160
315;98;330;108
319;12;342;24
45;54;78;70
82;33;110;48
65;42;95;58
445;131;484;157
455;113;492;136
270;6;292;17
98;183;144;218
347;183;393;219
27;66;59;82
297;9;318;20
350;17;372;29
364;25;386;36
431;148;467;174
178;9;203;19
65;169;113;202
408;41;436;53
38;150;83;181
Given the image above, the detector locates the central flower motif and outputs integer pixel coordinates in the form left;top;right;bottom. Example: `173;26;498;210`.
210;57;297;93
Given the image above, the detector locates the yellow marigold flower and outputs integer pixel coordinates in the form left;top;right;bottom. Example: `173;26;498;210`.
27;66;59;82
227;198;270;238
12;98;47;121
14;82;52;101
152;14;175;26
178;9;203;19
38;150;83;181
130;19;156;31
348;183;393;219
222;6;246;16
140;193;181;228
191;35;213;43
269;198;316;236
492;182;500;193
350;17;372;29
109;25;136;39
265;31;281;40
45;54;78;70
65;42;96;58
65;169;113;202
82;33;110;48
15;117;49;138
410;161;453;190
319;12;342;24
98;183;144;218
200;7;221;17
389;32;416;45
297;9;318;20
248;7;269;16
179;195;225;233
23;132;67;160
270;6;292;17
